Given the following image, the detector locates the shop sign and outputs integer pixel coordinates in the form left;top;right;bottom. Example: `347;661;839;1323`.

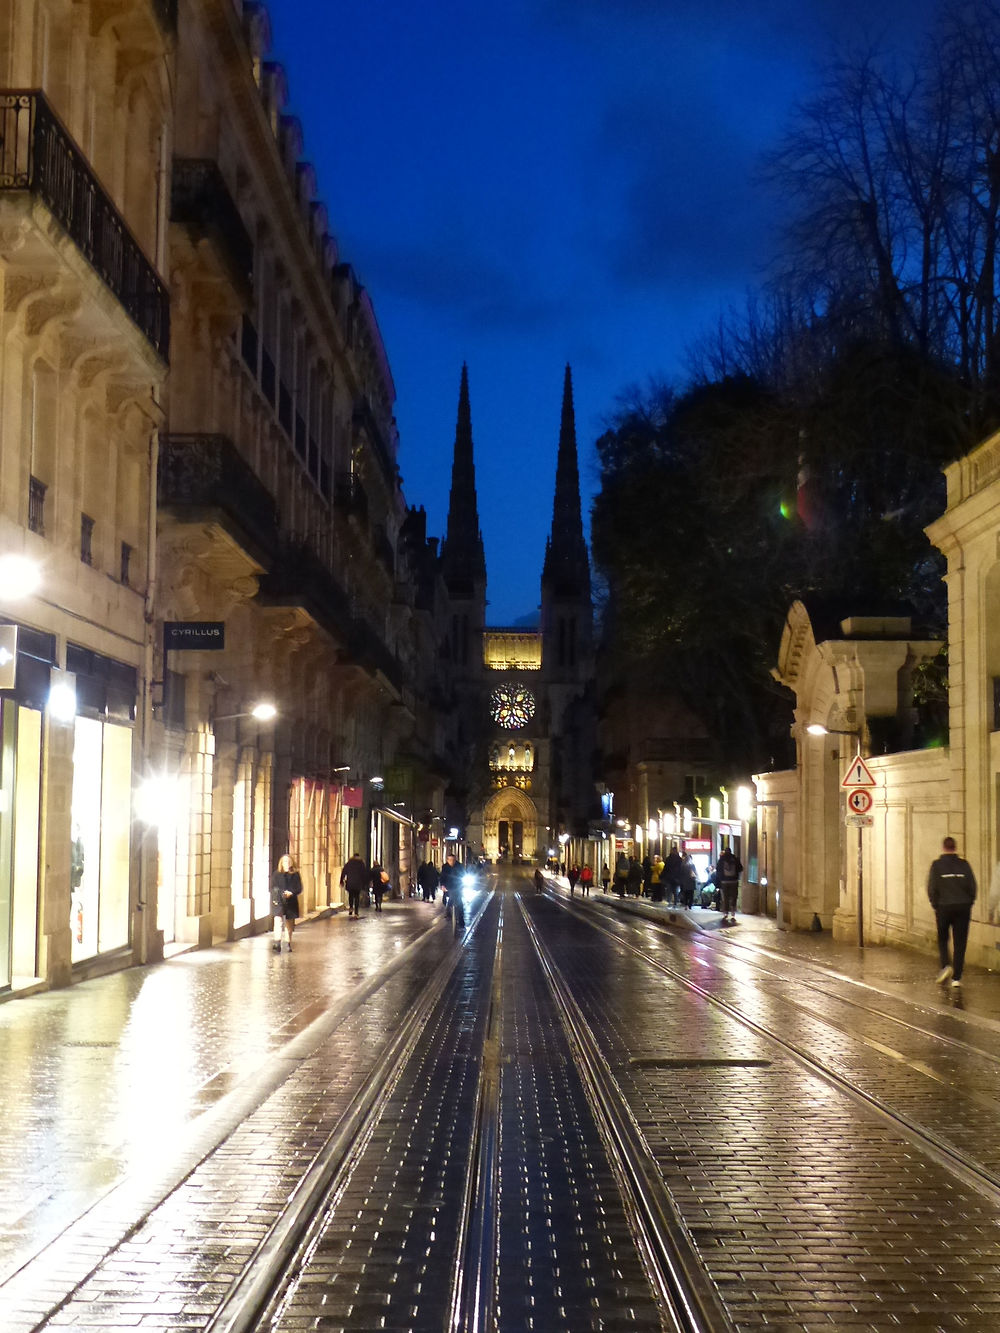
430;837;439;846
0;625;16;690
163;621;225;651
718;823;736;836
684;838;712;853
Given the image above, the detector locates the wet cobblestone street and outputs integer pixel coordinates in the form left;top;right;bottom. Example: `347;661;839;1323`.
7;872;1000;1330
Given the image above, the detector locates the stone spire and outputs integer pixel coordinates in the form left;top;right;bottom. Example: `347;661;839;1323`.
542;364;590;598
440;363;487;595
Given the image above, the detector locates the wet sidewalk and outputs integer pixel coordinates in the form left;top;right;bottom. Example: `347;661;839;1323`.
0;898;445;1293
548;870;1000;1030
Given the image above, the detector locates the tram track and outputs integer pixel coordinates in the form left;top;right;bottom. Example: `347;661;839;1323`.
549;889;1000;1210
516;895;735;1333
210;891;498;1333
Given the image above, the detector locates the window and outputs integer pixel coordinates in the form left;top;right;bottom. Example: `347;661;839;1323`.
120;542;133;587
28;476;46;535
80;514;95;565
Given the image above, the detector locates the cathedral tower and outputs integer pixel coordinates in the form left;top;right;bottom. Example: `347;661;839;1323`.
440;363;487;668
541;365;593;677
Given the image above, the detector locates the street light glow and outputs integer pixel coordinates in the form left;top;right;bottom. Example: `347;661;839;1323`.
0;553;41;600
250;701;277;721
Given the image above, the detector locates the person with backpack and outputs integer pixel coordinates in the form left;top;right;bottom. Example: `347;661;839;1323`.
928;836;977;987
717;845;743;925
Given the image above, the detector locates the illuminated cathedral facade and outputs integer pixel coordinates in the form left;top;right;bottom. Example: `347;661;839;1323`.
439;366;596;862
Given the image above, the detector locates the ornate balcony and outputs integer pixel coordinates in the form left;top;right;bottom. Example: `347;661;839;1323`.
0;91;169;360
334;471;369;525
158;434;278;564
352;398;396;485
171;158;254;298
257;539;353;641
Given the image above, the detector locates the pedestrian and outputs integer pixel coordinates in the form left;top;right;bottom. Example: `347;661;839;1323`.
613;853;629;896
679;852;697;908
641;853;652;897
534;865;544;892
568;864;579;894
417;859;439;901
601;862;611;893
650;854;664;902
340;851;369;919
440;853;464;923
627;857;643;897
928;835;977;988
270;853;302;952
371;860;389;913
579;863;593;896
663;844;683;905
717;846;743;924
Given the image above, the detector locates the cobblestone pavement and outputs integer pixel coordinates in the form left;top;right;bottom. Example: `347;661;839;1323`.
6;875;1000;1330
535;885;1000;1330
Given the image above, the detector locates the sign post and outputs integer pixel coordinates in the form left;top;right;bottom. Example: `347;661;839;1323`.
841;752;876;948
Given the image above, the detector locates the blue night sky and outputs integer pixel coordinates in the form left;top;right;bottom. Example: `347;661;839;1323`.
266;0;939;625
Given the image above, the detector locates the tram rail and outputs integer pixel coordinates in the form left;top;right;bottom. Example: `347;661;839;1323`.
548;888;1000;1210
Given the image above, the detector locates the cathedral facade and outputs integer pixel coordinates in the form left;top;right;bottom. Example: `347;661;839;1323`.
438;366;596;862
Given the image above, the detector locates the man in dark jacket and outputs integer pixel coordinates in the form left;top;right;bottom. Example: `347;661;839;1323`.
928;836;977;987
717;847;743;925
417;859;439;901
340;852;369;919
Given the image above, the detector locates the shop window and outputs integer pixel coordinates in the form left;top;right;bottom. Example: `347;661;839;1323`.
70;716;132;963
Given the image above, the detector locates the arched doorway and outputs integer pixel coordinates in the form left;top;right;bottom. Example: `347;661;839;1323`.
483;786;539;863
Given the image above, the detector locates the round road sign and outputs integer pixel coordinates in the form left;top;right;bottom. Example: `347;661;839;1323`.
847;788;873;815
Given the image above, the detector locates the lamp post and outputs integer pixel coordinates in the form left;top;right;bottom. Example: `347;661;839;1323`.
806;722;866;947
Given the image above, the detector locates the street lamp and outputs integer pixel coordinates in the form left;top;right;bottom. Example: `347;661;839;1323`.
0;553;41;600
214;700;278;723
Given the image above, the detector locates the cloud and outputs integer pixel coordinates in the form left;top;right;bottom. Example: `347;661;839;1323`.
358;235;570;334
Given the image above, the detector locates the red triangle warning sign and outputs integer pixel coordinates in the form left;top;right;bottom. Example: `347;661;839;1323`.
841;754;876;788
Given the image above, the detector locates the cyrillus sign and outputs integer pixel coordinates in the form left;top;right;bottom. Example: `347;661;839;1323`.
163;621;225;651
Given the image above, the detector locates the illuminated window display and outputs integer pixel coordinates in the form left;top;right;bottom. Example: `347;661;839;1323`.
70;717;132;963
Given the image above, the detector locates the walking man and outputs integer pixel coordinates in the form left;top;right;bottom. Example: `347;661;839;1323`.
417;859;439;901
579;863;593;896
928;836;977;988
716;845;743;925
340;851;369;919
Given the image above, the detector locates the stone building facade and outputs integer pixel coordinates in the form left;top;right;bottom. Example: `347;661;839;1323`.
753;421;1000;972
0;0;453;996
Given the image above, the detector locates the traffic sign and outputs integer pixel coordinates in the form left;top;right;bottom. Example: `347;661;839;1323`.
846;814;874;828
841;754;876;788
846;788;873;815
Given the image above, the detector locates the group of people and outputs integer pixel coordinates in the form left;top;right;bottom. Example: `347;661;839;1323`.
602;846;743;923
268;848;401;949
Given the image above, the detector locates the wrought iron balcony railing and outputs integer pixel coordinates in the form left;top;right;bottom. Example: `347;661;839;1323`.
0;91;169;360
171;158;254;297
333;470;369;524
158;434;278;562
258;538;353;638
352;398;396;485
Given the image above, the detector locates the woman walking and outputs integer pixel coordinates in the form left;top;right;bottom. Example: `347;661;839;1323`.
270;854;302;952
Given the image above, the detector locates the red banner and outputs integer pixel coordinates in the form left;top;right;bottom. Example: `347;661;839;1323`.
342;784;364;809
